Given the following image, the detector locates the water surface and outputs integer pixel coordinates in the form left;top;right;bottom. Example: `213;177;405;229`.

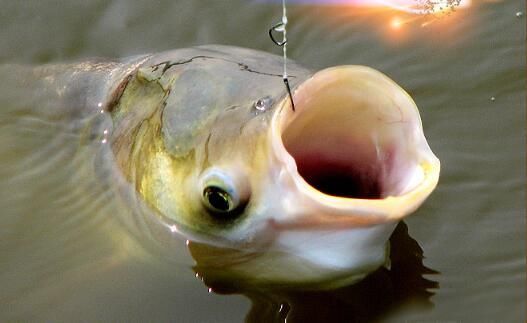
0;1;525;322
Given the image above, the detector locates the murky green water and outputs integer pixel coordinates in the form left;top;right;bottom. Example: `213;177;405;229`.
0;1;525;322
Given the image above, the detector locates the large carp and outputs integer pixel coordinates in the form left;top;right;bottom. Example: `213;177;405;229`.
0;45;439;288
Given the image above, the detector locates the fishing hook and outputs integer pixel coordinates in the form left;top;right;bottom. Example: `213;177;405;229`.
283;77;295;111
268;19;296;111
269;22;287;47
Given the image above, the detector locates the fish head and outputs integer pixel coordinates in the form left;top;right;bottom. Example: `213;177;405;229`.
110;46;440;287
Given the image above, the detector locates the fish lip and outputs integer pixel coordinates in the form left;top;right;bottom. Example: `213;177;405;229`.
269;66;440;227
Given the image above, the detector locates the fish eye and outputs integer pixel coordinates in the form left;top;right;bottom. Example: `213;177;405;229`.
203;186;234;213
199;168;249;219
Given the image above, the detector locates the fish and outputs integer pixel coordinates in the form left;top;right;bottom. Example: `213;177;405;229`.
0;45;439;289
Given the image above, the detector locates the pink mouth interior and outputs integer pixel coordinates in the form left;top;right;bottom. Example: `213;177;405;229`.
286;144;393;199
281;73;419;200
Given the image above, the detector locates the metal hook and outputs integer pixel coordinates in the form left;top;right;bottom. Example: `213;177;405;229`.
269;1;295;112
283;78;295;111
268;22;287;47
269;21;295;112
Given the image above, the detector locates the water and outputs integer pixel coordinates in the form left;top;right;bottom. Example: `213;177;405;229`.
0;1;525;321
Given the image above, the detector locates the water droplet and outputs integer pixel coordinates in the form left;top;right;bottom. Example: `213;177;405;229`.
103;129;108;135
97;102;103;108
99;110;105;114
255;100;266;111
516;11;523;18
254;96;273;111
169;225;178;233
208;288;213;293
490;96;496;102
185;240;190;246
101;138;107;144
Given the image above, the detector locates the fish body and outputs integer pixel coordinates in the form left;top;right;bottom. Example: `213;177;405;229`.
0;45;439;288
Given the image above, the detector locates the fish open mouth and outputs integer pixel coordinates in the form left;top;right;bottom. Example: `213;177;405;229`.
270;66;440;223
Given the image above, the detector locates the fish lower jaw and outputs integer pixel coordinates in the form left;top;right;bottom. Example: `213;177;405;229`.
217;221;396;289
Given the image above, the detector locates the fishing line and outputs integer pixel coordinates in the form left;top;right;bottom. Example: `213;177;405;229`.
269;0;295;111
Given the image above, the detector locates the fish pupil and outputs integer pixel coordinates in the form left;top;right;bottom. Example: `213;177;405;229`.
203;186;231;212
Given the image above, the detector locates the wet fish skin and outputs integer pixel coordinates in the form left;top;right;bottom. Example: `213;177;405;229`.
0;45;439;288
106;46;312;243
0;46;312;243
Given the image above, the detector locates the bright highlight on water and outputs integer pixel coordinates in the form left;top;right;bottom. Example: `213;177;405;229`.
257;0;471;14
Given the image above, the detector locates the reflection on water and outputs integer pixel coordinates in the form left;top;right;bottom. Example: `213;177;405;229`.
196;222;438;322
